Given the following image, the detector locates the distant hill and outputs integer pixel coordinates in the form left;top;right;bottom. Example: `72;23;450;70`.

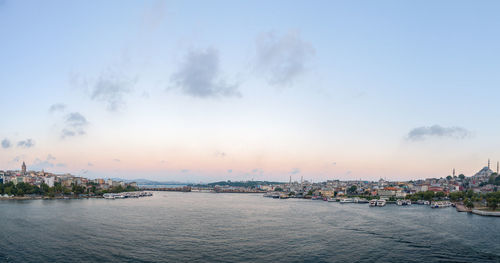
192;180;284;187
109;178;189;185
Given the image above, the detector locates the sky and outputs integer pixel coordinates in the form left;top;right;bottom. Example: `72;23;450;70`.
1;0;500;183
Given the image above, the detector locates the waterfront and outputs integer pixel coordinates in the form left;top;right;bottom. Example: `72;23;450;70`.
0;192;500;262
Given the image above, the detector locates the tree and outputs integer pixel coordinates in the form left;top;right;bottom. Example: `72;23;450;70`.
274;187;283;192
459;174;465;180
446;175;452;180
348;185;357;194
464;198;474;209
435;191;445;199
487;198;498;211
423;191;435;201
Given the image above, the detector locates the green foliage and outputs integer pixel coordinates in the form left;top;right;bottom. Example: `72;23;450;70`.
449;191;464;202
464;198;474;209
348;185;357;194
487;197;498;211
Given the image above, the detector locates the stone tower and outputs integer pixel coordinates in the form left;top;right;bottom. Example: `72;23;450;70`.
21;161;26;175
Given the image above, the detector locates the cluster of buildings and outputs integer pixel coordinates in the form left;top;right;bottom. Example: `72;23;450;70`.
214;160;500;198
0;161;137;191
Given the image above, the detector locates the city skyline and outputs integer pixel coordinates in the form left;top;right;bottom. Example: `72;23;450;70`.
2;0;500;182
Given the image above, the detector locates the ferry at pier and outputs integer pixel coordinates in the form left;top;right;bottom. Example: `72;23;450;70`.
369;199;387;207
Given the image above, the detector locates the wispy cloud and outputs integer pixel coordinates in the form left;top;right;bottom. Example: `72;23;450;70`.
255;31;315;85
49;103;66;113
17;139;35;148
31;154;60;171
61;112;88;138
290;168;301;175
91;72;135;111
407;125;471;141
1;138;11;149
214;151;226;158
170;48;241;98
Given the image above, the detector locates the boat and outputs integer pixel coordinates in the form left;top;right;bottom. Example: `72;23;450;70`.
424;200;430;205
340;198;354;203
354;197;369;203
396;200;411;206
103;193;115;199
326;197;336;202
370;199;386;207
430;201;452;208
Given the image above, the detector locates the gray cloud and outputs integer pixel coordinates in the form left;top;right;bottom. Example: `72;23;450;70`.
49;103;66;113
181;169;189;173
91;72;134;111
11;155;24;163
61;112;88;138
56;163;67;167
255;31;315;85
171;48;241;98
47;154;56;161
407;125;471;141
2;138;11;149
31;158;54;170
113;159;121;162
17;139;35;148
214;151;226;158
227;169;232;173
88;162;93;166
290;168;301;175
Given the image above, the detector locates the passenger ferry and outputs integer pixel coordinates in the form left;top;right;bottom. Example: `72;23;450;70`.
369;199;387;207
430;201;452;208
396;200;411;206
340;198;354;203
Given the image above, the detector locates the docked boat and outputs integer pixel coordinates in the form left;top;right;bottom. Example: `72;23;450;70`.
326;197;336;202
354;197;369;203
340;198;355;203
369;199;386;207
430;201;452;208
103;193;115;199
396;200;411;206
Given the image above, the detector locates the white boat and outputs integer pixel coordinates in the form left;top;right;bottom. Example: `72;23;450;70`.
370;199;386;207
103;193;115;199
431;201;451;208
424;200;430;205
340;198;354;203
327;197;336;202
396;200;411;206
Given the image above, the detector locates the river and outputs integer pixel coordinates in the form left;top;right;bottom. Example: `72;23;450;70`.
0;192;499;262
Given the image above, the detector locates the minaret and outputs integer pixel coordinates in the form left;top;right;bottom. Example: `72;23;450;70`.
488;159;491;169
453;168;455;177
497;161;499;174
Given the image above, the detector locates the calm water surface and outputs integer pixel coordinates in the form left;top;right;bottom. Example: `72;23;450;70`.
1;192;499;262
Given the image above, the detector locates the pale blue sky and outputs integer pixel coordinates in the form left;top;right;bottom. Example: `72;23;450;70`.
1;0;500;182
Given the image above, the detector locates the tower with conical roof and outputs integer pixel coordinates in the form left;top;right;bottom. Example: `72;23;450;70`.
21;161;26;175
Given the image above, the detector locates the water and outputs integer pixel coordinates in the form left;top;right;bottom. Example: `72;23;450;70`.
0;192;499;262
